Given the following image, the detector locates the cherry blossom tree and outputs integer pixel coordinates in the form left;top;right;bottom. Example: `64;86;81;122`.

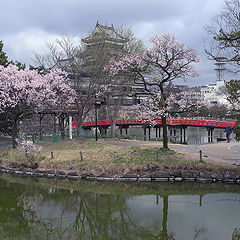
106;33;200;149
0;64;76;148
134;90;205;124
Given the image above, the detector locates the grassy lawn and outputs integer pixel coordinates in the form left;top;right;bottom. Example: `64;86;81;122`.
0;139;228;176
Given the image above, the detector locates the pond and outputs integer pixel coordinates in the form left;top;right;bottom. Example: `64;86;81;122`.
0;174;239;240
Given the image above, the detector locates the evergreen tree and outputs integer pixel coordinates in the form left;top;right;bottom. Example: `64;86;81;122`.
0;40;8;66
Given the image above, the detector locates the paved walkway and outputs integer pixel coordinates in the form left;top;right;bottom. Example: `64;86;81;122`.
170;141;240;166
100;139;240;166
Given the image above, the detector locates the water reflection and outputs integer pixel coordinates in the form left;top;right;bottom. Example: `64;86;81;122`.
0;176;239;240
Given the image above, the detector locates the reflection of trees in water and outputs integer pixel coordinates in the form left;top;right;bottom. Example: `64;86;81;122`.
0;179;36;239
154;195;175;240
193;226;207;240
0;180;169;239
0;181;213;240
0;177;239;240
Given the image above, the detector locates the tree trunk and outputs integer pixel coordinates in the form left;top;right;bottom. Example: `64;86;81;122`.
39;114;44;141
12;119;19;148
110;118;116;138
162;116;169;149
58;113;67;140
76;115;84;139
162;196;169;237
106;97;119;139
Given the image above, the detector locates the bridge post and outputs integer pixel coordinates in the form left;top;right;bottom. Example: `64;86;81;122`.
159;127;161;138
173;127;176;137
144;127;147;141
180;127;183;143
119;126;129;137
142;125;150;141
99;126;108;137
183;126;187;144
155;127;158;138
206;127;215;142
99;127;103;135
180;125;187;144
169;126;173;137
119;126;123;136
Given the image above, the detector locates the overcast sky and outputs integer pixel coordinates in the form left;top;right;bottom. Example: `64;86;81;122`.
0;0;230;86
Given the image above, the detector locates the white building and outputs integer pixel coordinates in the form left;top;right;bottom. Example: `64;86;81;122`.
200;80;228;105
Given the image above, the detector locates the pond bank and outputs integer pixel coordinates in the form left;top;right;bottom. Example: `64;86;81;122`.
0;139;240;184
1;164;240;184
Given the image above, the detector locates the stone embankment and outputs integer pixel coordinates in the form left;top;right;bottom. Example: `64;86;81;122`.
1;166;240;184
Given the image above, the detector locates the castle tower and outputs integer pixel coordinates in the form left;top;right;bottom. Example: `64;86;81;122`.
80;22;129;77
81;22;129;54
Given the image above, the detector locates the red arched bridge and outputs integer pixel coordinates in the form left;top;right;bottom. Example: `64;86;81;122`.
78;118;236;129
72;118;237;142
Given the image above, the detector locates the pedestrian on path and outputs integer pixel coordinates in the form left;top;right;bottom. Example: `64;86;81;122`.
225;123;232;143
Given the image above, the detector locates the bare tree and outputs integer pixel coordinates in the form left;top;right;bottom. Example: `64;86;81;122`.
205;0;240;71
100;25;144;137
34;24;144;138
205;0;240;114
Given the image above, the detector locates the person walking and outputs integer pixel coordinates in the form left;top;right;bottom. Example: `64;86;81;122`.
225;123;232;143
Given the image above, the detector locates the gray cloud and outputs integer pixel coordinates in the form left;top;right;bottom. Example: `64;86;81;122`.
1;0;228;86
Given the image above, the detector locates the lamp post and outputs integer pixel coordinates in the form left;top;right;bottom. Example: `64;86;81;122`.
94;98;101;141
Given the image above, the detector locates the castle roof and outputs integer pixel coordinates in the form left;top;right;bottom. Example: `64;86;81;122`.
81;22;129;45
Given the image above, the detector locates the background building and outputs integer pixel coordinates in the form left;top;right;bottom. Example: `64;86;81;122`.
199;57;228;105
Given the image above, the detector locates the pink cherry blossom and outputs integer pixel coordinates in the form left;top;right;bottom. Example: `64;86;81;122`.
104;33;200;148
0;64;76;147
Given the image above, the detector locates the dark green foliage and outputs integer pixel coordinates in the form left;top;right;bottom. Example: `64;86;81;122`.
8;60;26;70
0;40;27;69
0;40;8;66
233;116;240;141
225;80;240;111
232;228;240;240
29;65;47;75
215;29;240;65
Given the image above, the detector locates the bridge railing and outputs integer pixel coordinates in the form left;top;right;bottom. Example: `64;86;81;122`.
75;118;237;129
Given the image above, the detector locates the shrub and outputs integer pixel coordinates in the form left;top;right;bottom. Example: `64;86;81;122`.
17;139;42;162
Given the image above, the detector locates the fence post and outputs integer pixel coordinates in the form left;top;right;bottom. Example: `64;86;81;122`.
199;150;203;162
